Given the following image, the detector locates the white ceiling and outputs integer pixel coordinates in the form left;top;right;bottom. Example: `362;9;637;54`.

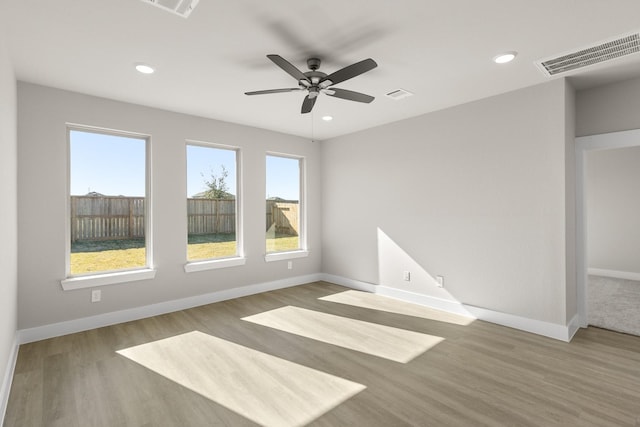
3;0;640;140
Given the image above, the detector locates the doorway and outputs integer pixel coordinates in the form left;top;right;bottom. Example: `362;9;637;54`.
576;129;640;334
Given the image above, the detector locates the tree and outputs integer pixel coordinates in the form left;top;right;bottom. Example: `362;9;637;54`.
201;165;231;199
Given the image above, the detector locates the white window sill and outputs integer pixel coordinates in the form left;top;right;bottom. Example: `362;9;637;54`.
61;268;157;291
184;256;246;273
264;250;309;263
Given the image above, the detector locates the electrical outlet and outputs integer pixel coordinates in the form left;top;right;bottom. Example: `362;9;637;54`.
403;271;411;281
91;289;101;303
287;261;293;270
436;276;444;288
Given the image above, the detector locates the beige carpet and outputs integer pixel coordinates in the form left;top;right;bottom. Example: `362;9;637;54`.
588;275;640;336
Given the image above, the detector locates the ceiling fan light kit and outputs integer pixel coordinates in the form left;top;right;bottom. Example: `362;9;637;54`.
245;54;378;114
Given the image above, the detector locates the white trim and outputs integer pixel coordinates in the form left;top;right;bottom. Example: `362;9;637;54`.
321;274;475;318
184;257;246;273
266;152;307;252
66;125;154;279
576;128;640;329
374;286;476;318
265;250;309;262
185;140;243;259
575;145;589;328
0;333;19;424
321;273;578;342
567;314;582;341
21;273;323;344
463;305;576;342
588;268;640;281
61;268;156;290
320;273;377;292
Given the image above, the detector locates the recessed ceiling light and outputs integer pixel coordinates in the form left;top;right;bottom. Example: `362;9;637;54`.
322;116;333;121
135;63;155;74
493;52;517;64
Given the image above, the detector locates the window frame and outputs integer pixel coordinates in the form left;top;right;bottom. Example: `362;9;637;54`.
264;152;308;262
61;124;155;290
184;140;245;273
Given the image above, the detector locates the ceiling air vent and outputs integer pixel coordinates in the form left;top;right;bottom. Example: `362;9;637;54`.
385;89;413;100
140;0;200;18
536;32;640;77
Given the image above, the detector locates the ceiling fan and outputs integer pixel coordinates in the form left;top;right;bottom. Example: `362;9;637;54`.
245;54;378;114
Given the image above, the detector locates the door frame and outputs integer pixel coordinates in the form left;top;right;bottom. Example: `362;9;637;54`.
575;128;640;326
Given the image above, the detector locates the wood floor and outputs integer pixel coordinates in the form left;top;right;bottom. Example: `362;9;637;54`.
4;281;640;426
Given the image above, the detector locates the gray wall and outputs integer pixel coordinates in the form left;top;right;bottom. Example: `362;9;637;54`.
586;146;640;274
321;79;575;325
0;34;18;406
17;83;322;329
576;76;640;276
564;82;577;322
576;76;640;137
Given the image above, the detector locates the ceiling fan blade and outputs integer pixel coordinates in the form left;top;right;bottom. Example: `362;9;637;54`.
267;54;309;83
301;94;317;114
321;58;377;86
245;88;302;95
325;88;375;103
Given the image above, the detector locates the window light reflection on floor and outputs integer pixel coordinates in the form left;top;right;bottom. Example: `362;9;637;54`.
319;290;475;326
117;331;365;427
242;306;444;363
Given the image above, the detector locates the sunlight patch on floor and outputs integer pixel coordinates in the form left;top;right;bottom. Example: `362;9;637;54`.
320;290;474;326
242;306;444;363
117;331;365;427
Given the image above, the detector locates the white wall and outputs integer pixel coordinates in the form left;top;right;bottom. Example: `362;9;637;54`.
0;34;18;419
586;146;640;275
322;79;575;325
17;83;321;330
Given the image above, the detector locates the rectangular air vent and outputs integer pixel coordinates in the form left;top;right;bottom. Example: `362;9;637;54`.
536;32;640;77
385;88;414;100
140;0;200;18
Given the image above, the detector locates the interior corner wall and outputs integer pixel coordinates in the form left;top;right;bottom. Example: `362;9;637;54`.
0;34;18;416
564;81;577;323
321;79;571;325
17;83;321;330
586;146;640;275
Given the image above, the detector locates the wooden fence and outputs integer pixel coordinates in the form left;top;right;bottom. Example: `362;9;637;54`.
266;200;299;236
70;196;299;241
71;196;145;241
187;198;236;235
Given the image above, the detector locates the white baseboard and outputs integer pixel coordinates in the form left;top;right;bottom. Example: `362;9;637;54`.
18;273;323;344
17;271;582;346
463;305;578;342
0;333;19;425
320;273;475;318
567;314;582;341
321;273;577;342
588;268;640;281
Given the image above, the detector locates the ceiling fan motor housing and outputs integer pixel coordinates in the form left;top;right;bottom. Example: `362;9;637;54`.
307;58;321;70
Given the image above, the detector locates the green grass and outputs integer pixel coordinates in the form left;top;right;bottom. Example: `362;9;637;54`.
70;247;147;274
188;234;237;261
70;234;299;274
71;238;146;274
266;235;299;253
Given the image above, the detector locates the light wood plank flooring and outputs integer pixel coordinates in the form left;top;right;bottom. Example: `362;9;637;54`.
4;282;640;426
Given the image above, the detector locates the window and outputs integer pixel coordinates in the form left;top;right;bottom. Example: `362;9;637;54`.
67;127;151;280
265;154;305;257
186;142;241;266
